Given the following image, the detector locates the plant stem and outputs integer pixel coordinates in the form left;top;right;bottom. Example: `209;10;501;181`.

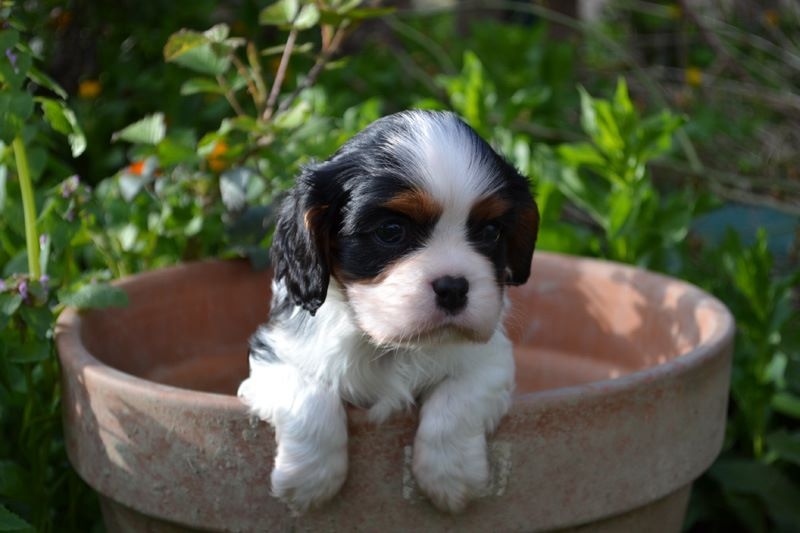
263;28;298;121
13;135;41;280
277;24;348;115
216;74;247;116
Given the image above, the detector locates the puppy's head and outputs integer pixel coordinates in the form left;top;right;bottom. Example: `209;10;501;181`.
271;110;538;345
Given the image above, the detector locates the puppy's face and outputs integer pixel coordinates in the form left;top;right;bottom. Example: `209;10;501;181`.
271;111;538;346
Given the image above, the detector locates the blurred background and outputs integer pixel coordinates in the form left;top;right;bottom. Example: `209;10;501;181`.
0;1;798;531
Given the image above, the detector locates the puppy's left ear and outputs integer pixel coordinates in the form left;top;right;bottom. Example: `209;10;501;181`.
505;180;539;286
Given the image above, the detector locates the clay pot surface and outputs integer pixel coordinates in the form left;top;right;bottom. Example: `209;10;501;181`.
56;252;734;532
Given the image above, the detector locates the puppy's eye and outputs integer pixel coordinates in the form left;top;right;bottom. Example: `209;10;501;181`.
477;222;501;243
374;221;407;246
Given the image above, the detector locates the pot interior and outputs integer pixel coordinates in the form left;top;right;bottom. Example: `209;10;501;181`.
79;255;724;396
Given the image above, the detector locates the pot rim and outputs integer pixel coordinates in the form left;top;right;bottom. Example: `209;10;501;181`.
55;252;735;420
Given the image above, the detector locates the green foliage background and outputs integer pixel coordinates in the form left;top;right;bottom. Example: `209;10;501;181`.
0;1;798;531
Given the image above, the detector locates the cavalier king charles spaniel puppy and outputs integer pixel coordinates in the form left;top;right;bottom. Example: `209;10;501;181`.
238;110;538;514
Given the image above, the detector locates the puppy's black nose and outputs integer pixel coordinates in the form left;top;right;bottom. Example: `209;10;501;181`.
432;276;469;314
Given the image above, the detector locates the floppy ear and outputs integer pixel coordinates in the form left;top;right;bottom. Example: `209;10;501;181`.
270;167;336;315
505;184;539;286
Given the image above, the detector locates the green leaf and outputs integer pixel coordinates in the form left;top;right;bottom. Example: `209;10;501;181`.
710;459;800;527
180;77;226;96
260;0;299;26
578;86;625;162
0;91;34;143
220;167;265;212
0;292;22;316
0;503;32;532
17;306;52;338
607;186;636;238
164;29;231;76
26;66;67;99
557;142;606;169
556;166;608;228
60;283;129;310
203;23;230;43
157;137;199;167
36;97;86;157
612;77;634;118
0;29;19;55
440;51;489;132
274;99;311;129
26;146;47;184
0;30;32;89
293;3;320;29
112;113;166;145
7;338;49;364
767;431;800;466
637;110;683;160
578;86;599;142
773;392;800;419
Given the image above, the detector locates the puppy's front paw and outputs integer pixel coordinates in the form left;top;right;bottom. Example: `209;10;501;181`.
271;442;348;514
412;433;489;513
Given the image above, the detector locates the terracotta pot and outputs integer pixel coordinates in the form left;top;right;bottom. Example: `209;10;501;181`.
55;252;734;532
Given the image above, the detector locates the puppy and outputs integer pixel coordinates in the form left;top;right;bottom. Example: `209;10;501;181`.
238;110;538;514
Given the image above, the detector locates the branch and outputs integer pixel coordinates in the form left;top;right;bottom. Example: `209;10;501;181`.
677;0;754;83
263;28;298;121
276;24;349;115
231;52;261;109
216;74;246;116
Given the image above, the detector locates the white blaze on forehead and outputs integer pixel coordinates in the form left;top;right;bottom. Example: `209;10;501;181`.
344;113;509;345
386;113;499;213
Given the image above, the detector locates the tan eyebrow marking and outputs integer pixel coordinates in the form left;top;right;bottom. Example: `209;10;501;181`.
382;189;442;224
470;195;511;221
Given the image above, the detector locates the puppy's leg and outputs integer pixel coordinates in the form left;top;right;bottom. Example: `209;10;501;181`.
412;338;514;513
238;363;348;513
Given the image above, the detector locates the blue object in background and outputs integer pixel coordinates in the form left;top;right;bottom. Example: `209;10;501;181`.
692;203;798;262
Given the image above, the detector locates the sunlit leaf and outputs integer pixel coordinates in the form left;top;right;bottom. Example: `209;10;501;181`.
293;3;320;29
164;29;231;76
112;113;166;145
203;23;230;43
27;66;67;99
37;98;86;157
259;0;299;26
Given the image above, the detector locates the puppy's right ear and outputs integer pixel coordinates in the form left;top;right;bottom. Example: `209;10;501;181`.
271;166;337;316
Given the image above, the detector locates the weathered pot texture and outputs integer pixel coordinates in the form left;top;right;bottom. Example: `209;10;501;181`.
56;252;734;532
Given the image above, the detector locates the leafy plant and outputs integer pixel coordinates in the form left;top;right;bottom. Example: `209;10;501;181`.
547;78;706;270
0;7;132;531
105;0;391;269
686;230;800;532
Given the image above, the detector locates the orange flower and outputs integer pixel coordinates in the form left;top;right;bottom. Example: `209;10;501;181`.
127;160;146;176
207;141;229;173
51;10;73;30
78;79;102;99
685;67;702;88
764;9;779;27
